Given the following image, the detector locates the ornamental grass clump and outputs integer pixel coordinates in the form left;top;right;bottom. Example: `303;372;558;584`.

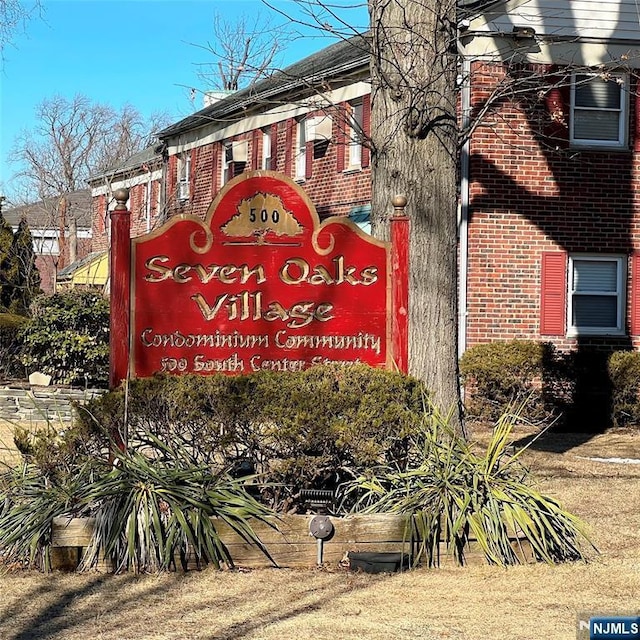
344;404;594;567
78;433;276;573
0;423;276;573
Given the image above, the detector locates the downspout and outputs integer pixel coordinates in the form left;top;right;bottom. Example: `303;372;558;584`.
458;55;472;359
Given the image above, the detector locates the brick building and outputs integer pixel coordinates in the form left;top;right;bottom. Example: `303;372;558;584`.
88;144;164;254
84;145;164;290
157;35;373;224
4;190;93;294
92;0;640;411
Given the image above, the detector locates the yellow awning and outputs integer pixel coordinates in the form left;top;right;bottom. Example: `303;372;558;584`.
68;252;109;286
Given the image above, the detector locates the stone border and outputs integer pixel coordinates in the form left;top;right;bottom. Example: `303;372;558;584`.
0;384;105;423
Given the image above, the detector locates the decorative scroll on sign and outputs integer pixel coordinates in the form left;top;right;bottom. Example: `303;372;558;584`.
126;171;401;378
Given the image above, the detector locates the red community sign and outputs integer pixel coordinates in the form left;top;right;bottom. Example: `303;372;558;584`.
110;171;408;382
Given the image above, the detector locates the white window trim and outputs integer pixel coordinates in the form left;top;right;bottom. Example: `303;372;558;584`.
570;72;628;149
348;100;363;170
295;118;306;180
262;129;272;170
177;152;191;200
221;142;232;186
32;230;60;256
567;254;626;337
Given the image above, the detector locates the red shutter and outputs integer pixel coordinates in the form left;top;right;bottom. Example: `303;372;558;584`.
251;130;259;170
270;123;278;170
630;253;640;334
362;93;371;168
544;70;570;147
336;106;346;172
305;141;313;179
169;155;177;188
284;119;294;176
540;251;567;335
634;90;640;152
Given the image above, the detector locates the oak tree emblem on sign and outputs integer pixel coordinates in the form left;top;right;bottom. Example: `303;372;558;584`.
221;192;303;244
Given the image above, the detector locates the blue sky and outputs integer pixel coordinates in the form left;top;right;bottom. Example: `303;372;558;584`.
0;0;368;201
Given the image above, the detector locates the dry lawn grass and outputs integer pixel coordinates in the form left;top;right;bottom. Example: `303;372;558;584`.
0;422;638;640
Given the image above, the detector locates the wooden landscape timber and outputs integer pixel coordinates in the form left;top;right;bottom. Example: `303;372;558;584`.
51;513;533;571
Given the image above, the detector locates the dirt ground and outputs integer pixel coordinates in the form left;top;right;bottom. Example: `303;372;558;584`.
0;422;638;640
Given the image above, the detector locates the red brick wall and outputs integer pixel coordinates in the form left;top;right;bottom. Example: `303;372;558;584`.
164;102;372;222
91;179;163;254
467;61;640;352
91;194;108;252
37;255;57;295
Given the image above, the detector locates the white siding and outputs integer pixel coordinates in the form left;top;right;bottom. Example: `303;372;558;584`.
462;0;640;66
468;0;640;40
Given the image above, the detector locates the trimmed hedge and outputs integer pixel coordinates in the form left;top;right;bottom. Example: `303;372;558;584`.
18;291;109;387
460;340;556;423
61;365;427;513
461;341;640;430
0;312;28;380
609;351;640;428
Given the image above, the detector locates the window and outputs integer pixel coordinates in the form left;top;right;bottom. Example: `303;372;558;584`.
33;232;59;256
295;118;306;180
177;152;191;200
262;129;272;170
570;73;628;148
568;255;625;335
222;142;233;185
222;141;247;185
349;204;371;234
349;100;364;168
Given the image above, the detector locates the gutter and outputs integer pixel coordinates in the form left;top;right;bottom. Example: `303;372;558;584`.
458;55;472;359
159;56;370;140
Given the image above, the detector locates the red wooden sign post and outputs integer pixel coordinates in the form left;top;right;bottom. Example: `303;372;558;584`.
390;196;409;374
109;172;409;388
109;188;131;389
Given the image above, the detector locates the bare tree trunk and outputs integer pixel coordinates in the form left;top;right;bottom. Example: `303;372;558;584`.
368;0;462;427
69;216;77;265
57;195;67;270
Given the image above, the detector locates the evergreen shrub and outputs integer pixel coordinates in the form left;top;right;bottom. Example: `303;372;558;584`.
0;312;28;379
6;365;592;571
608;351;640;428
19;291;109;387
460;340;570;423
75;365;427;512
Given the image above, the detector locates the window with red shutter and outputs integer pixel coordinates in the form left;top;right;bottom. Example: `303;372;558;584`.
251;130;259;170
270;123;278;170
568;254;625;335
570;72;628;148
336;105;346;172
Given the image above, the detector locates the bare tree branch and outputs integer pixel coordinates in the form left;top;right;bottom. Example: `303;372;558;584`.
10;95;171;199
188;11;295;94
0;0;42;54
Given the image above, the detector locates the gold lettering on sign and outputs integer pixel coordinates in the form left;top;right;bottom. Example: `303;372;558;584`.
279;256;378;286
140;329;269;349
190;293;334;328
274;330;381;355
144;256;266;285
